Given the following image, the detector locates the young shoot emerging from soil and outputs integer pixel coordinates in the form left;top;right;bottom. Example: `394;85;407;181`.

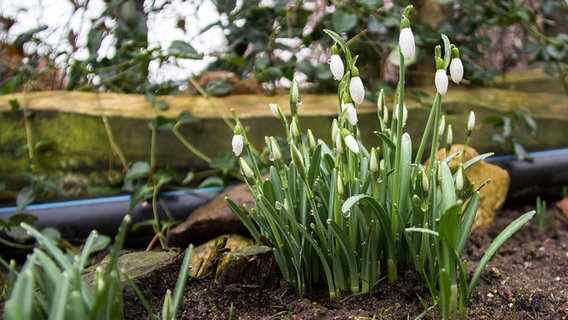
226;5;534;319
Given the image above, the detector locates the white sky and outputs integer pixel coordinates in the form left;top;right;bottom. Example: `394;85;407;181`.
0;0;225;82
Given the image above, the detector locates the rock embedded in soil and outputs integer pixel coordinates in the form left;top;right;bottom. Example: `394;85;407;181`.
166;183;253;248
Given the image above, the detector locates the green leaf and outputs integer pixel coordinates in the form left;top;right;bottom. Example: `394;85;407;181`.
177;112;199;124
331;8;358;34
198;176;224;188
9;99;20;112
467;210;535;300
169;40;203;59
16;186;36;211
124;161;150;182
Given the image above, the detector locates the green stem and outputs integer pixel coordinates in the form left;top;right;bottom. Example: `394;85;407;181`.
428;93;443;172
392;50;405;234
172;123;212;163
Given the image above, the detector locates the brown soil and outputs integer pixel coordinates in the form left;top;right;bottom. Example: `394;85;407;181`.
135;199;568;320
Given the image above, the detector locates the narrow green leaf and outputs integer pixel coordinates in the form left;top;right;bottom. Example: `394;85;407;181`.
48;273;69;320
456;192;480;255
467;211;535;300
225;197;261;242
171;245;194;317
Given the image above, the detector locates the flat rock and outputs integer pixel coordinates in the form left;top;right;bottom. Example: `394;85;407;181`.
166;183;253;248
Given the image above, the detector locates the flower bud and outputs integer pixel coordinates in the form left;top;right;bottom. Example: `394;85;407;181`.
232;134;244;156
399;26;415;61
330;54;344;81
435;69;448;96
269;103;280;118
394;104;408;127
335;131;343;154
269;137;281;161
370;147;379;172
337;173;344;196
455;164;464;191
446;124;453;146
450;58;464;84
331;119;339;143
239;158;254;180
307;129;317;149
438;115;446;137
349;74;365;105
422;170;429;192
344;102;358;126
344;133;360;154
467;111;475;132
290;119;300;138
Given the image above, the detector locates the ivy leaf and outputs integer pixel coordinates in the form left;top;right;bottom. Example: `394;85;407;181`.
124;161;150;182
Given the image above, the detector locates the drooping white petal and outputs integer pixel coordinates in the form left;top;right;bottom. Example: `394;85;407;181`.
467;111;476;132
344;134;360;154
449;58;464;84
330;54;345;81
232;134;244;156
344;103;358;126
435;69;448;96
349;76;365;104
399;27;415;61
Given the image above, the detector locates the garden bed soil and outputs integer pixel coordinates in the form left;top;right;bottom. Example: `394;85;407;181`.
144;199;568;320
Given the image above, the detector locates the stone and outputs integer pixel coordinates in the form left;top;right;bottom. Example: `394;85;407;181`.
166;183;253;248
434;144;510;232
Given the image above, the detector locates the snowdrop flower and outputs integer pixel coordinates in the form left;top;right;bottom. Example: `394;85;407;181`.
438;115;446;137
269;137;281;161
370;147;379;172
344;133;359;154
467;111;476;132
349;69;365;104
269;103;280;118
394;104;408;127
232;134;244;156
399;12;415;61
455;165;464;191
329;46;344;81
344;102;358;125
239;158;254;180
377;89;387;123
449;46;464;84
435;69;448;96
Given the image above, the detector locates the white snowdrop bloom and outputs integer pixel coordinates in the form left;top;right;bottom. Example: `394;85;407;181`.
399;27;415;61
330;54;344;81
450;57;464;84
270;137;281;161
232;134;244;156
370;148;379;172
269;103;280;118
349;76;365;104
344;103;358;125
455;165;464;191
435;69;448;96
467;111;476;132
438;115;446;137
239;158;254;179
344;134;360;154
